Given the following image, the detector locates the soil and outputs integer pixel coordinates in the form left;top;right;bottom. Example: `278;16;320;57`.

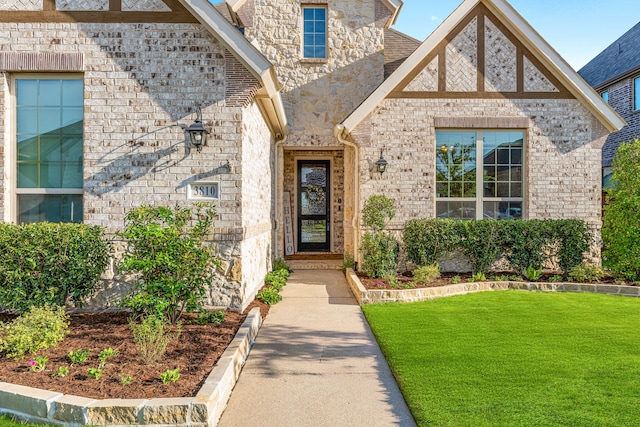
357;271;630;290
0;301;269;400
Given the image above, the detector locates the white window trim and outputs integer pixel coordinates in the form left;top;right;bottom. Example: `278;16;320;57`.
434;129;526;220
301;4;328;61
9;73;84;223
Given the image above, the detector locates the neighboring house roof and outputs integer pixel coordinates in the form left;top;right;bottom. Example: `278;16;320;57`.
383;28;421;79
338;0;625;137
578;21;640;89
179;0;287;136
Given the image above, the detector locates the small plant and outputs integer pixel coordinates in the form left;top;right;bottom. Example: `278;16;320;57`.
360;195;399;278
193;310;225;325
451;275;461;284
469;272;486;282
87;367;103;380
98;348;117;368
27;356;47;372
52;366;69;378
120;373;133;386
0;304;69;360
160;368;180;384
403;281;416;289
68;349;89;365
272;258;292;274
130;315;181;365
385;275;400;289
264;270;288;291
256;287;282;305
549;275;564;283
413;264;441;284
522;266;543;281
509;275;523;281
489;275;510;282
569;264;604;283
374;281;386;289
341;252;355;271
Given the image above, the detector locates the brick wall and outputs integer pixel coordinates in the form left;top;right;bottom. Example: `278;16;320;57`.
601;77;640;167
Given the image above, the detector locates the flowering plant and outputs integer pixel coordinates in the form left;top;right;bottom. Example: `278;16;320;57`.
28;356;47;372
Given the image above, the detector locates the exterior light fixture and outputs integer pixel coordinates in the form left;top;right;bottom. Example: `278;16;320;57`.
186;108;208;151
376;148;388;174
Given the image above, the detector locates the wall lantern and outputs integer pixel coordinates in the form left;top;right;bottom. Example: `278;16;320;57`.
185;109;209;151
376;148;388;174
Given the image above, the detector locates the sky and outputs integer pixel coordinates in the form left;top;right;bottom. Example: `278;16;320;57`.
392;0;640;71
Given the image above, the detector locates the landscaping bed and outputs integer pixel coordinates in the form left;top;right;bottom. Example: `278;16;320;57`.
0;301;268;400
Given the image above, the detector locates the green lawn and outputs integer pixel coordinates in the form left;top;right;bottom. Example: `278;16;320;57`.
363;291;640;427
0;415;55;427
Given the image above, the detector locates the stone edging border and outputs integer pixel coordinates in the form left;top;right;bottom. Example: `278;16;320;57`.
0;307;263;427
345;268;640;305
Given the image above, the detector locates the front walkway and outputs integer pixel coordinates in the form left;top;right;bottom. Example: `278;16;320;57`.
218;269;416;427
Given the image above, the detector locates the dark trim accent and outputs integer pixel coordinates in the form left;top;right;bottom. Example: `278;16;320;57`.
477;10;485;93
43;0;55;11
109;0;122;12
162;0;189;12
389;91;575;99
593;64;640;91
0;11;198;23
438;51;446;92
516;46;524;93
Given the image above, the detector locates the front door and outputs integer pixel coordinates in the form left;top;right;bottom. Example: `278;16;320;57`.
297;160;330;252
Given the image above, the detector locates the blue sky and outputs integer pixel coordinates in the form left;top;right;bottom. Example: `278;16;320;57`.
392;0;640;70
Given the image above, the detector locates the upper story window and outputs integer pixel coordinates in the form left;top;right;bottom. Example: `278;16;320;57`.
436;130;524;220
601;91;609;103
14;76;84;223
302;6;327;59
634;77;640;111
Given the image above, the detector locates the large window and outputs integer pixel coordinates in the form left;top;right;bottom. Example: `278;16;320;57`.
302;6;327;59
14;77;83;223
634;77;640;111
436;130;524;220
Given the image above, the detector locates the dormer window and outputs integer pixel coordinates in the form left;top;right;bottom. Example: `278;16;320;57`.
302;6;327;59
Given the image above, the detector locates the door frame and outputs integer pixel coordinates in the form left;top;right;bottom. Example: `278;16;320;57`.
294;157;333;253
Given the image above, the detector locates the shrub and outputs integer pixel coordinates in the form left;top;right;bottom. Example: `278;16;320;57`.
603;139;640;281
0;223;111;313
522;266;543;282
455;220;504;275
264;270;288;291
554;220;592;274
130;315;181;365
403;219;459;266
119;204;219;324
272;258;292;274
361;195;399;278
568;264;604;283
413;265;441;284
256;287;282;305
341;252;355;271
193;310;225;325
502;220;554;273
0;304;69;360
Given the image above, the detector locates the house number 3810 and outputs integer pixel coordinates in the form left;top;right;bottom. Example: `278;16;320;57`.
188;183;219;200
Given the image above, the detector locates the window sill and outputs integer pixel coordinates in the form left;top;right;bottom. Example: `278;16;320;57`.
300;58;328;65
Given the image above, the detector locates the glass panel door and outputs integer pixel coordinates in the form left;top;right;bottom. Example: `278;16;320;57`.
298;160;330;252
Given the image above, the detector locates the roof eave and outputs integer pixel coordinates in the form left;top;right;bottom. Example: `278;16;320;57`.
380;0;403;28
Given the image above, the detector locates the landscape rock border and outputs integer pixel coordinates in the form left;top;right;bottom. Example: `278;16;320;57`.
0;307;262;427
345;268;640;305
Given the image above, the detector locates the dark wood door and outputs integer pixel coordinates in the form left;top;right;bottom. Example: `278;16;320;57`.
297;160;330;252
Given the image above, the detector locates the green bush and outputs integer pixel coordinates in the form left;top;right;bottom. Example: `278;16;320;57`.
501;220;554;273
272;258;292;274
130;315;181;365
522;266;543;282
603;139;640;281
119;204;219;324
0;304;69;360
256;287;282;305
554;220;592;274
403;219;459;266
568;264;604;283
360;195;399;278
413;265;441;284
264;270;288;291
192;310;225;325
455;220;504;275
0;223;111;313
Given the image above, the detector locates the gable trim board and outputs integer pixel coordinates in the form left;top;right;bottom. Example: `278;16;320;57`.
338;0;625;137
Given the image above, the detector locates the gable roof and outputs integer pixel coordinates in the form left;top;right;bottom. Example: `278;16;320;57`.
339;0;625;136
578;21;640;89
179;0;287;136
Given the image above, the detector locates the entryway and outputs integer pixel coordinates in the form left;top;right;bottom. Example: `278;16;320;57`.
297;160;330;252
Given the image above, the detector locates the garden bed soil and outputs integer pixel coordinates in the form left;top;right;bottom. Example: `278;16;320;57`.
0;301;269;400
357;271;628;290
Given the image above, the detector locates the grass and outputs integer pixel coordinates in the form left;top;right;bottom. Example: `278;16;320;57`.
0;415;55;427
363;291;640;427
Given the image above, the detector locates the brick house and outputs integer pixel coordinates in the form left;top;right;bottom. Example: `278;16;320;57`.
578;22;640;187
0;0;624;311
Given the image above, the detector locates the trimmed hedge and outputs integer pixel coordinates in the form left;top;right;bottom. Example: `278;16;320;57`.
0;222;112;313
403;218;591;275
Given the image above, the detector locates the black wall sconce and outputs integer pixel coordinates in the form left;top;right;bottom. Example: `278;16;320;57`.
376;148;388;174
179;108;209;151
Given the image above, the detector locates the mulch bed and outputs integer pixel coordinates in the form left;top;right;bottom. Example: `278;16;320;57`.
0;301;269;400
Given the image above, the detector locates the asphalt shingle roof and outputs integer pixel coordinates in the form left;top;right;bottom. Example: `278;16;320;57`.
383;28;421;79
578;21;640;88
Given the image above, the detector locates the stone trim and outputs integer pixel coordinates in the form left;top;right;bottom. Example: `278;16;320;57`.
345;269;640;305
434;116;529;129
0;52;83;71
0;307;262;427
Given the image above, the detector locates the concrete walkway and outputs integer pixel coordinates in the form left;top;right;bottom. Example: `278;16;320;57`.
218;270;416;427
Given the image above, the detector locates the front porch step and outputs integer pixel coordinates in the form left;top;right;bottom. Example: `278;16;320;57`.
286;259;343;270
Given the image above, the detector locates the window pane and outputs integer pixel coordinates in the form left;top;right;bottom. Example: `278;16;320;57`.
18;194;82;224
17;136;38;161
17;163;38;188
315;8;325;20
62;107;83;127
436;201;476;219
38;107;62;135
62;80;83;106
315;47;326;58
483;201;522;220
39;80;62;106
303;8;314;20
16;80;38;106
17;108;38;134
301;220;326;243
635;77;640;110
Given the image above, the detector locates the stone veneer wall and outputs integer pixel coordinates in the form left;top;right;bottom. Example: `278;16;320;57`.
0;21;269;311
354;97;604;259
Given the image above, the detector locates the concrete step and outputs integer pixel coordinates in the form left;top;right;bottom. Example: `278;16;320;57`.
286;259;343;270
